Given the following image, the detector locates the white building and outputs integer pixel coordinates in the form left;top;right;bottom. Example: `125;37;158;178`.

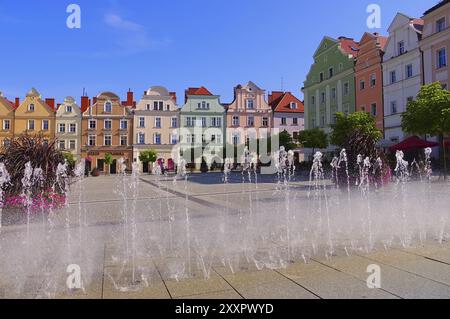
382;13;424;144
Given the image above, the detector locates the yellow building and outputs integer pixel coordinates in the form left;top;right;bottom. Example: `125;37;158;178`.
14;88;56;140
0;91;15;146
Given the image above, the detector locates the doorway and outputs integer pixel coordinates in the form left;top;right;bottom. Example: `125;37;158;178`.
110;159;117;174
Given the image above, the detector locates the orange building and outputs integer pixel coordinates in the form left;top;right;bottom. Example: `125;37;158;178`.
80;92;134;174
354;32;387;131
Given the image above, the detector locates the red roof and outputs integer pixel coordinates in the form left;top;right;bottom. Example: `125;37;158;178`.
269;92;304;113
338;37;360;57
389;136;439;152
186;87;213;96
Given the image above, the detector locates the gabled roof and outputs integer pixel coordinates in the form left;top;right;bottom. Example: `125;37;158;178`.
338;36;360;57
185;87;213;96
0;95;15;110
424;0;450;16
269;92;304;114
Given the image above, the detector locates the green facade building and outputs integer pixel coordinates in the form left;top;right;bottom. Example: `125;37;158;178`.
303;36;360;134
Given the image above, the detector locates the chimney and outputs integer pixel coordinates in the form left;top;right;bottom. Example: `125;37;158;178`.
170;92;177;104
45;98;55;110
93;97;97;104
15;97;20;108
126;89;134;107
81;96;89;112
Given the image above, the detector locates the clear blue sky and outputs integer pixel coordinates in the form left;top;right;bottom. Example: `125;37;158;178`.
0;0;438;104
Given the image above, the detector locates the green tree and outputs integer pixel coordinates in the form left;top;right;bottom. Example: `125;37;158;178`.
402;82;450;180
62;152;76;169
297;128;329;155
139;149;158;173
330;111;382;147
277;130;297;151
104;152;113;175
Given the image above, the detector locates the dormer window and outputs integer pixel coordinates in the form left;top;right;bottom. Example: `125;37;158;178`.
437;18;446;33
397;41;405;56
66;105;72;113
104;101;112;113
28;104;35;112
290;102;298;110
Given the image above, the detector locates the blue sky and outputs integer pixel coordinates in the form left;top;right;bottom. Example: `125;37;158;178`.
0;0;438;104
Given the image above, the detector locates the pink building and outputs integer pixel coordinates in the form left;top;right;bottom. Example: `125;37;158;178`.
269;91;305;140
226;81;272;145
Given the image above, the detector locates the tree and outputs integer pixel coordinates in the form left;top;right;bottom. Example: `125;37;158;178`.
139;149;158;173
278;130;297;151
330;111;382;147
62;152;76;170
297;128;328;155
104;153;113;175
402;82;450;180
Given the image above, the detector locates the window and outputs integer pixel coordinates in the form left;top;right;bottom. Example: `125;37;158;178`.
391;101;398;114
155;117;161;128
153;101;158;110
70;123;76;133
146;104;151;111
59;123;66;133
311;96;315;105
232;116;239;126
321;92;326;103
170;134;178;145
104;119;112;130
104;135;112;146
28;119;34;130
201;117;207;127
28;104;35;112
139;117;145;128
166;105;170;111
331;88;336;99
154;134;162;145
211;117;222;127
371;103;377;116
406;64;413;78
186;117;195;127
88;135;96;146
40;119;49;131
138;132;145;144
3;120;10;130
390;71;397;84
437;48;447;68
159;101;163;111
246;100;254;109
319;72;324;82
89;120;96;130
293;118;298;125
66;105;72;113
262;117;268;127
59;140;65;150
232;133;240;145
343;82;349;96
104;101;112;113
290;102;297;109
437;18;446;33
398;41;405;55
360;80;366;90
247;116;254;127
69;140;76;150
370;74;376;87
171;117;177;128
329;67;334;78
407;96;414;103
281;118;287;126
120;135;128;146
120;119;128;130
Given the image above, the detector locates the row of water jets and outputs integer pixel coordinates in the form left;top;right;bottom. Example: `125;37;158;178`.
0;146;448;296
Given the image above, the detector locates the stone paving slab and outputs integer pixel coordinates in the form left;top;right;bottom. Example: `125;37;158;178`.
175;290;243;300
315;251;450;299
278;260;397;299
213;267;317;299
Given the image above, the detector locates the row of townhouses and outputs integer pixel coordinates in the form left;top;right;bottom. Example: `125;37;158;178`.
303;0;450;148
0;82;304;173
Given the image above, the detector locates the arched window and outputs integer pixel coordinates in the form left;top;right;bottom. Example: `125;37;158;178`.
104;101;112;113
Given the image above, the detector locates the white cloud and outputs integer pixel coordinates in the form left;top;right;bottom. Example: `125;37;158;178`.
104;13;143;32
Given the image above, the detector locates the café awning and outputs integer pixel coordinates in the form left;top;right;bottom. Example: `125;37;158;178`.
389;136;439;152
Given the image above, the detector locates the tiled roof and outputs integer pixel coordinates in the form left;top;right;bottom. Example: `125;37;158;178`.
269;92;304;113
338;37;360;57
186;87;213;96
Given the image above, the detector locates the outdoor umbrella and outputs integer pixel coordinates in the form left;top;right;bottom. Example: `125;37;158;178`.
389;136;439;152
445;140;450;148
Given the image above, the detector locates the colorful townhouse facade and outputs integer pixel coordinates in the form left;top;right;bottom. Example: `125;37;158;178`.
0;92;15;146
354;32;387;131
133;86;179;172
303;36;360;136
268;91;305;140
80;92;134;173
179;87;226;167
226;81;272;146
382;13;424;144
14;88;56;141
55;97;82;160
421;0;450;88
